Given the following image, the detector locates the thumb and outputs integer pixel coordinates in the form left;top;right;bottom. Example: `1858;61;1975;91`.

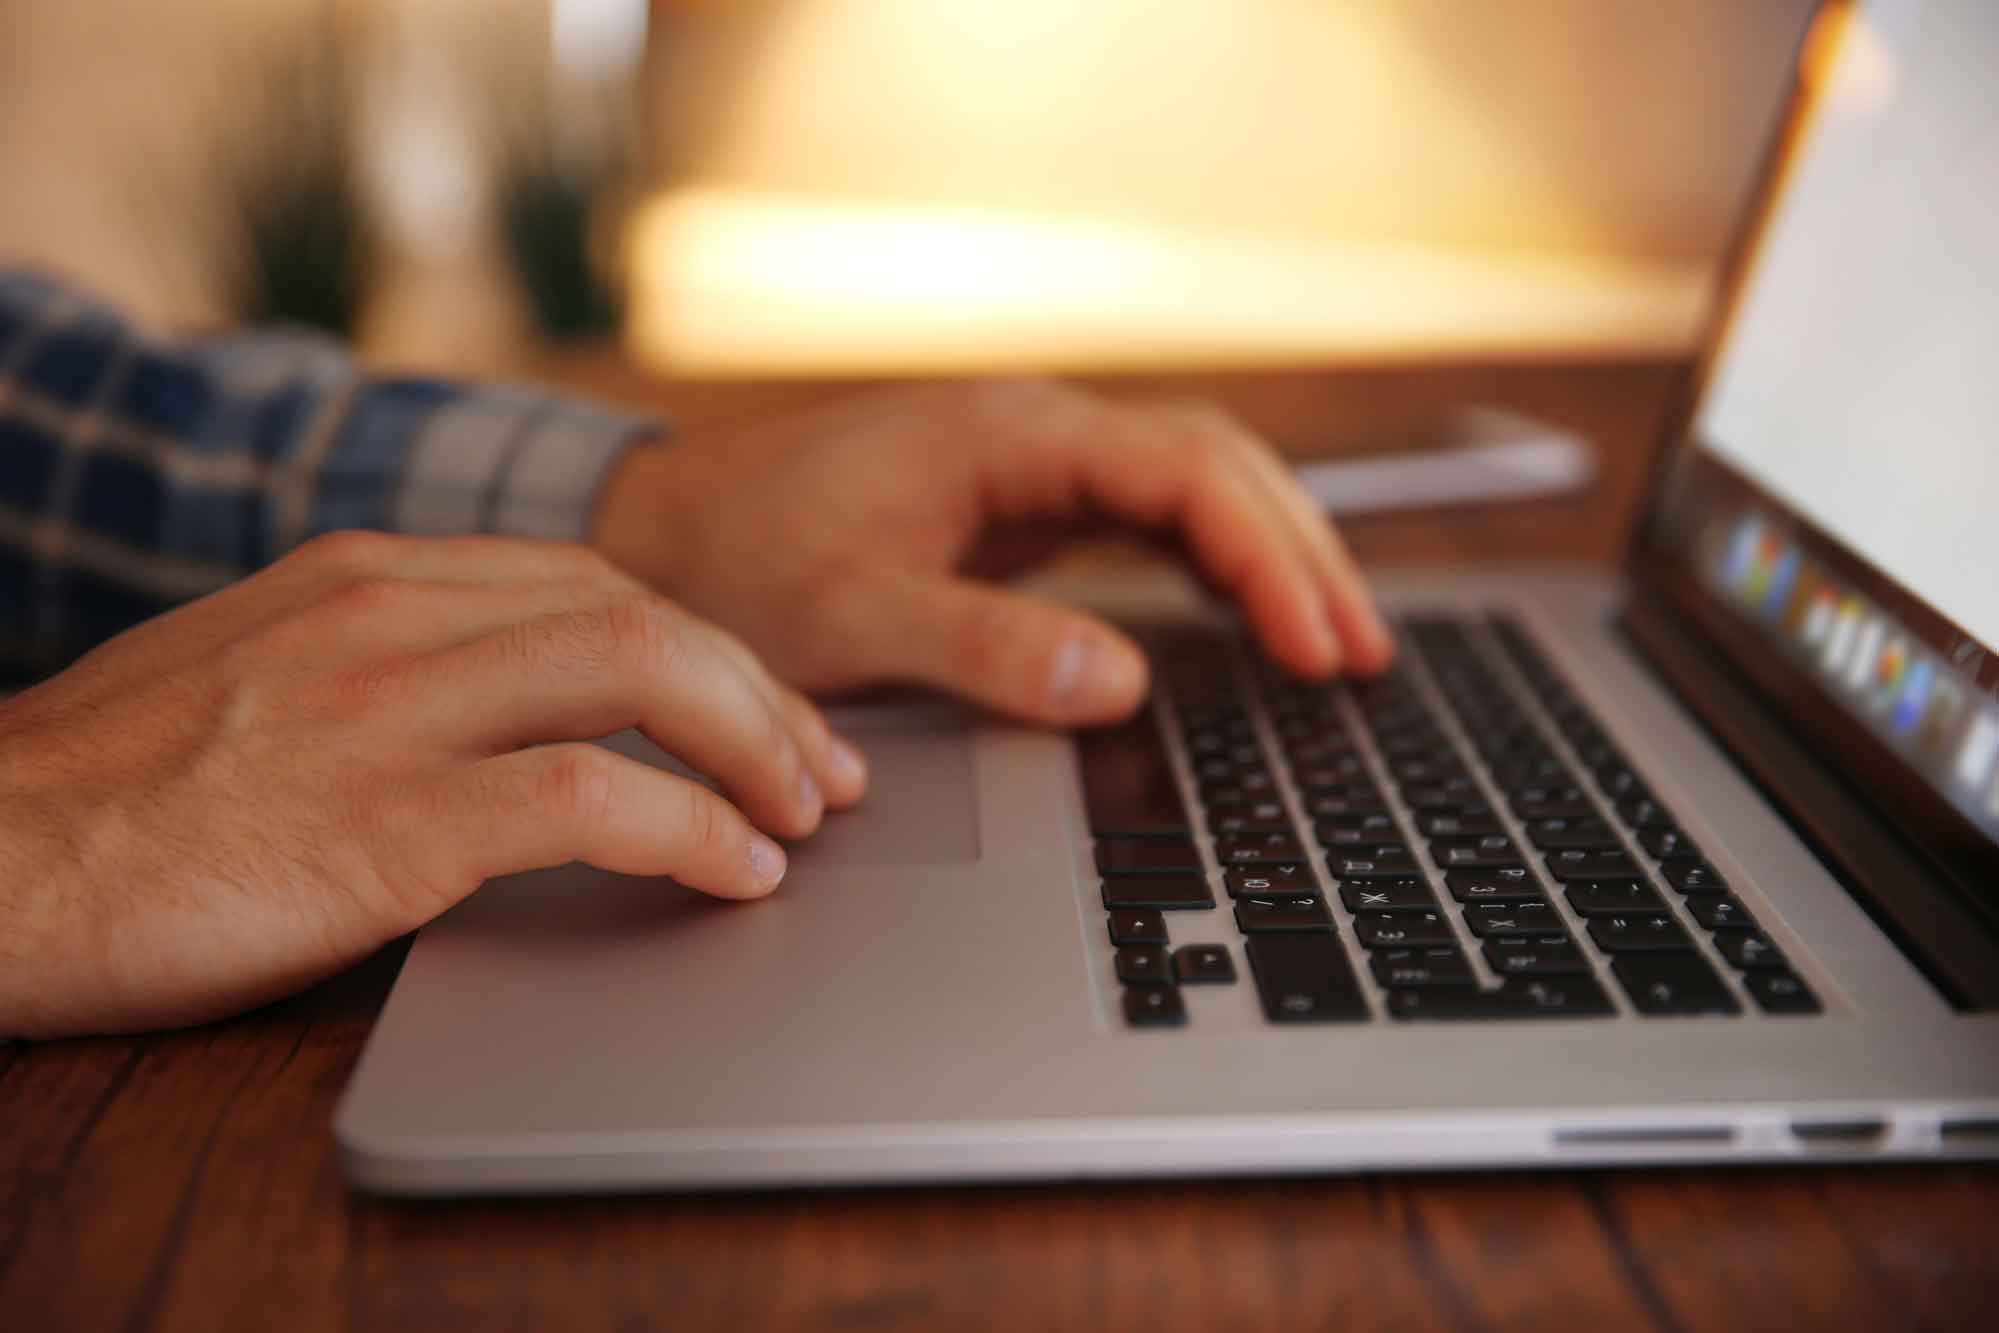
864;574;1150;726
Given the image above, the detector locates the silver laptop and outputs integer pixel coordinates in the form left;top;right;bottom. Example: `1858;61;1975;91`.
336;0;1999;1193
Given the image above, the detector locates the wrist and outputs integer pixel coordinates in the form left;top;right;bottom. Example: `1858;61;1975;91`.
591;436;709;596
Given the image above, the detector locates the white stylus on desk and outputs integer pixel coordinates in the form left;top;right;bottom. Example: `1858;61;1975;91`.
1293;406;1597;517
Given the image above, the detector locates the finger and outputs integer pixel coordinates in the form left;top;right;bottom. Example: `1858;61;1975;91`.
134;534;643;673
264;575;631;666
282;530;637;591
833;571;1150;726
438;743;787;900
696;621;870;809
1157;404;1394;673
780;686;869;807
393;599;825;839
985;394;1340;676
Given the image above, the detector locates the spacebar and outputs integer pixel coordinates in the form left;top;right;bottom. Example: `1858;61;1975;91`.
1245;935;1369;1022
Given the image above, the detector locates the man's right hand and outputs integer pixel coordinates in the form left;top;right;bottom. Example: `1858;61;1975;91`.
0;532;868;1039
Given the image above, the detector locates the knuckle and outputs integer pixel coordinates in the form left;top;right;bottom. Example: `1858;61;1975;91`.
291;529;395;574
599;596;685;675
321;576;421;622
538;746;617;830
545;540;622;583
677;784;731;858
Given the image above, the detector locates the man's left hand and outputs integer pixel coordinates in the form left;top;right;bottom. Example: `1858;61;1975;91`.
594;378;1392;727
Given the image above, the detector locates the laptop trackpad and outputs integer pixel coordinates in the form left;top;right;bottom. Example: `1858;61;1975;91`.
791;722;981;866
601;711;982;867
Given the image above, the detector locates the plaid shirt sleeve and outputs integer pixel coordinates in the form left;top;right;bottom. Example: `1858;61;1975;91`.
0;269;661;680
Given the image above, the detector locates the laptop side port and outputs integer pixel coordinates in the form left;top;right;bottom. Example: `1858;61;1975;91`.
1790;1118;1888;1145
1552;1126;1736;1147
1939;1118;1999;1143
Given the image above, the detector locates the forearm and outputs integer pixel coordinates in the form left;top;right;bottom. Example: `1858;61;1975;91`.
0;268;659;679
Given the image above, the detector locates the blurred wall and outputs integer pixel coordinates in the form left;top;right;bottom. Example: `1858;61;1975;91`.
0;0;307;328
0;0;556;367
630;0;1820;372
1;0;1822;371
652;0;1817;266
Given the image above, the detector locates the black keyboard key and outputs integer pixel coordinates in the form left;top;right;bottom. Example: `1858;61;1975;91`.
1745;969;1821;1014
1545;848;1640;881
1491;756;1574;788
1096;838;1201;876
1215;833;1305;866
1378;731;1449;760
1431;836;1523;870
1586;914;1693;953
1317;809;1398;834
1174;943;1238;985
1339;879;1439;913
1294;758;1372;789
1194;756;1269;787
1712;931;1788;971
1417;811;1502;838
1511;786;1596;819
1391;758;1468;786
1318;815;1401;847
1401;779;1484;810
1525;816;1621;851
1446;868;1546;904
1286;739;1358;769
1596;767;1650;802
1387;974;1612;1020
1613;954;1740;1015
1114;944;1174;985
1245;933;1369;1022
1484;937;1592;976
1107;909;1168;946
1184;728;1237;758
1076;712;1189;837
1329;846;1419;879
1563;880;1666;917
1234;894;1335;933
1122;984;1187;1027
1201;767;1277;795
1208;802;1291;836
1576;741;1622;772
1463;902;1568;938
1370;946;1476;989
1176;701;1246;731
1686;895;1757;932
1303;790;1389;819
1639;826;1701;861
1223;863;1317;897
1354;911;1458;948
1617;796;1672;828
1662;861;1729;895
1102;876;1215;911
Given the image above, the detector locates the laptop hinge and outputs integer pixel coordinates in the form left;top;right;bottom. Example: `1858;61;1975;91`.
1621;591;1999;1012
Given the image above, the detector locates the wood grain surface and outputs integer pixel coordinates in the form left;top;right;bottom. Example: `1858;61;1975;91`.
6;360;1996;1332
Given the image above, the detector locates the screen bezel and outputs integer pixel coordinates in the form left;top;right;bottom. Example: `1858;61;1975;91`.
1625;0;1999;913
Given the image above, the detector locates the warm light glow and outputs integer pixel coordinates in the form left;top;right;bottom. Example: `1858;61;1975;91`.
624;185;1710;376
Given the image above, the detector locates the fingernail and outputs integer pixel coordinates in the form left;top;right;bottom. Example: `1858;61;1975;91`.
829;735;868;786
1049;635;1093;707
797;767;822;813
748;835;787;890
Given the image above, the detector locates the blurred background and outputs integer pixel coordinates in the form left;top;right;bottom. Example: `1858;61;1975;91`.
0;0;1817;379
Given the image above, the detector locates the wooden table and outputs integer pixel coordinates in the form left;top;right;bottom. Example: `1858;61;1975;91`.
6;360;1996;1332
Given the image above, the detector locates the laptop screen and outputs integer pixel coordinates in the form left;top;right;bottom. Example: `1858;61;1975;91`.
1645;0;1999;855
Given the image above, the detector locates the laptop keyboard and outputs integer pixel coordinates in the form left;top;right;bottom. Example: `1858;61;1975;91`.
1078;612;1823;1027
